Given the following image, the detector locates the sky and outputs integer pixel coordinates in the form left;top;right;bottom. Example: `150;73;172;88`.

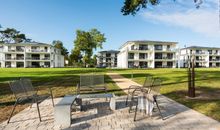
0;0;220;54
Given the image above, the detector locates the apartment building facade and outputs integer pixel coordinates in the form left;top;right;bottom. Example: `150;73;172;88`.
0;42;64;68
117;41;177;68
97;50;119;68
179;46;220;68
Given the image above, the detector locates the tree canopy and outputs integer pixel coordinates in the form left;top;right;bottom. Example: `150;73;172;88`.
0;27;31;43
121;0;203;16
70;28;106;67
52;40;69;57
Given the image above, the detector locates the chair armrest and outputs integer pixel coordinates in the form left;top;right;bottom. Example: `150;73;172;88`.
76;83;80;94
128;85;141;94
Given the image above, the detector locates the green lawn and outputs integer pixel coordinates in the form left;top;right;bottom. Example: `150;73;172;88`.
0;68;125;122
1;68;220;122
111;68;220;121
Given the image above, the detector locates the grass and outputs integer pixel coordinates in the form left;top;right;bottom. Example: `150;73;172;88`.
112;68;220;121
0;68;125;122
1;68;220;122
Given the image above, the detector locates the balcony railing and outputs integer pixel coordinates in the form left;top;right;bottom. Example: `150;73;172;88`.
26;57;50;60
5;57;24;60
31;49;49;52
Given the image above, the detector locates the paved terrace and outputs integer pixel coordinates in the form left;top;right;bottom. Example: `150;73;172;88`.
0;73;220;130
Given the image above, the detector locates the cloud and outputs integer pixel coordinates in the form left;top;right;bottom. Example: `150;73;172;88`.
141;1;220;37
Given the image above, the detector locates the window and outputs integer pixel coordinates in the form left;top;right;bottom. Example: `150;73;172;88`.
139;53;147;59
155;45;162;50
167;53;173;59
139;44;148;50
155;53;162;59
128;53;134;59
139;62;148;68
131;45;135;50
208;50;212;54
128;61;134;68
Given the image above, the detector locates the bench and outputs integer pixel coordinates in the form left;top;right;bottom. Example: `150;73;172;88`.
54;95;78;127
77;74;107;94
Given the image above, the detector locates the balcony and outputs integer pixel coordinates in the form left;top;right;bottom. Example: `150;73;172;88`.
5;57;24;60
31;49;49;53
26;57;50;60
7;49;24;52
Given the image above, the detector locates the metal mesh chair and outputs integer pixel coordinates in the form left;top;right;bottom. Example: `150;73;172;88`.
126;76;153;106
20;78;54;106
7;78;54;124
150;78;163;119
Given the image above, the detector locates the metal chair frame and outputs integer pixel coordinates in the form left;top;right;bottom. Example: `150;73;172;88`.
7;78;54;124
126;76;154;106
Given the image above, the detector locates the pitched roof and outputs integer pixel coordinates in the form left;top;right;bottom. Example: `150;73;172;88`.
2;42;52;46
119;40;178;49
183;46;220;50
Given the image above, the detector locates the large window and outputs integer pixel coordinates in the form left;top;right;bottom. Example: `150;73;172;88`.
167;62;173;68
139;44;148;50
154;45;162;50
16;62;24;68
128;61;134;68
139;53;147;59
155;53;162;59
128;53;134;59
139;62;148;68
167;53;173;59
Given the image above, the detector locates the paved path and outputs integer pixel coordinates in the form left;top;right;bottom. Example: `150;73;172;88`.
107;73;140;94
1;73;220;130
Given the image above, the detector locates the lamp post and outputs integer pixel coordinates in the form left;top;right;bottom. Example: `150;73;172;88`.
186;46;196;97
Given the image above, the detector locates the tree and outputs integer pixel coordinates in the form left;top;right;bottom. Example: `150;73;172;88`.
121;0;203;16
0;27;30;43
52;40;69;56
71;29;106;67
52;40;69;65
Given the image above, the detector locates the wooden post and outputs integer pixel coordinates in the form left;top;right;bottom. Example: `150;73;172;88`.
188;55;196;97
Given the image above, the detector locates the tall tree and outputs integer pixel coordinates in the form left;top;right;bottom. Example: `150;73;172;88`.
71;29;106;67
0;27;30;43
52;40;69;57
121;0;203;16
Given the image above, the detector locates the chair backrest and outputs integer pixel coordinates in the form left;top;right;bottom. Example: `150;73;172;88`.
93;75;104;87
80;74;105;87
143;76;153;89
20;78;37;97
80;75;93;87
150;78;162;95
9;80;27;100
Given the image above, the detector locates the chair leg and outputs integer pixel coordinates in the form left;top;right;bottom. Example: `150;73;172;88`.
49;88;54;107
7;101;18;124
125;94;129;106
129;96;135;113
34;98;42;122
134;102;138;121
154;98;163;120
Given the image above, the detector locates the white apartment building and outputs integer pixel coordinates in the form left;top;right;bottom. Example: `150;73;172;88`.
179;46;220;68
117;40;177;68
0;42;64;68
97;50;119;68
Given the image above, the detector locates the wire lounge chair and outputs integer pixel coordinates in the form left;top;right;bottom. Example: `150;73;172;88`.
126;76;153;106
7;78;54;123
128;78;163;121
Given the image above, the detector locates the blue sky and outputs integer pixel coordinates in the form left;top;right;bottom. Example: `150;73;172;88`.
0;0;219;53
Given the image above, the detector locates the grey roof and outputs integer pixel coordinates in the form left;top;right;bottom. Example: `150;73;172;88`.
2;42;52;46
119;40;178;49
98;50;119;53
182;46;220;50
